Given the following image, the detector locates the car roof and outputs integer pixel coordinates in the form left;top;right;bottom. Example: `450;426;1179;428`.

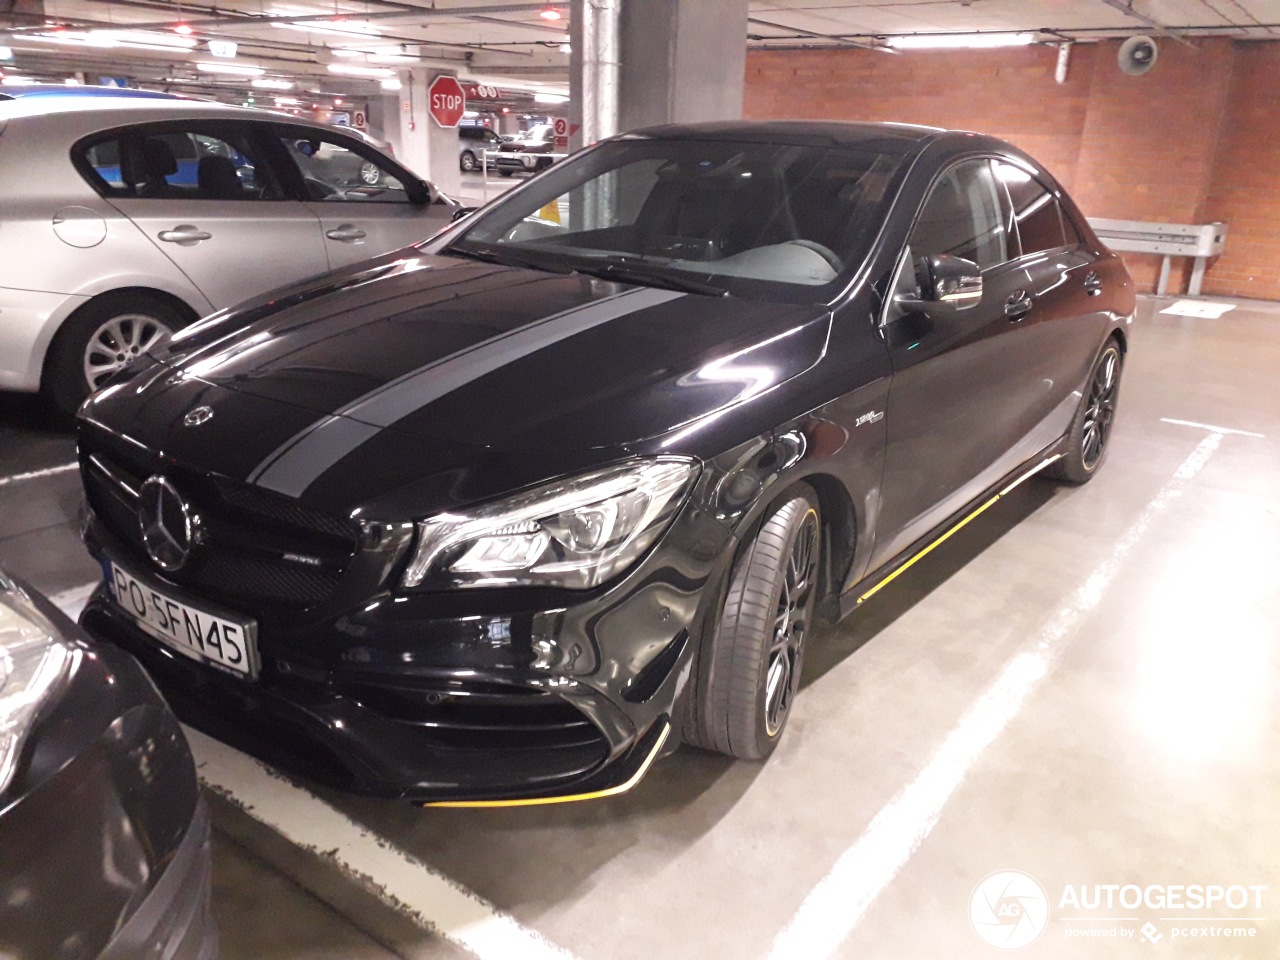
624;119;947;150
0;95;337;136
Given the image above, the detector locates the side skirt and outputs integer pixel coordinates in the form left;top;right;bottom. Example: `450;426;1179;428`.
838;445;1065;619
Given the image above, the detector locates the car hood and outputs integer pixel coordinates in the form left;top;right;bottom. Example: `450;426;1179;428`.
82;251;829;510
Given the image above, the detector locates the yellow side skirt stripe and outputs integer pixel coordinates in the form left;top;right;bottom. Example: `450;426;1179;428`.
855;454;1062;606
424;720;671;809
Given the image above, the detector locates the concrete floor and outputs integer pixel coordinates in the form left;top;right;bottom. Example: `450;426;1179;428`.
1;294;1277;958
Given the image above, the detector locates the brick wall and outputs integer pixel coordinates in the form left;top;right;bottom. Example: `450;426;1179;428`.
744;39;1278;300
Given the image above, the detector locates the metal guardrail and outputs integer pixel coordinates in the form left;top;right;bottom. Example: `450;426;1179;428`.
1087;218;1227;296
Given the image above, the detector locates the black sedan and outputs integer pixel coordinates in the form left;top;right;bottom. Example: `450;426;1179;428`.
75;121;1133;805
0;570;216;958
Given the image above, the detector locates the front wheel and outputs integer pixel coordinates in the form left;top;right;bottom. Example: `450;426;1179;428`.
498;169;514;178
459;151;477;173
45;293;184;417
683;487;821;760
359;161;382;185
1047;338;1123;484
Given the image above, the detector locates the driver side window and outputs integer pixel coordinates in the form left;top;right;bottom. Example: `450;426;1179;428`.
278;132;409;203
910;160;1008;269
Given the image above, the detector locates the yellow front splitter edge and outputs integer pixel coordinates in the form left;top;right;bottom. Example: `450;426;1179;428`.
855;453;1063;606
424;719;671;809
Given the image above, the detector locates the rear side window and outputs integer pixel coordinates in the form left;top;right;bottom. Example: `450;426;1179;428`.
910;159;1009;269
996;161;1067;256
73;124;282;201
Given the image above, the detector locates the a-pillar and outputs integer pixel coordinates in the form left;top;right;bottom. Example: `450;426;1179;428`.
396;69;462;198
569;0;749;149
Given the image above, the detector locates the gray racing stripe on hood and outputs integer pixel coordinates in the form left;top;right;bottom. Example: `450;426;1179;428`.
248;286;685;498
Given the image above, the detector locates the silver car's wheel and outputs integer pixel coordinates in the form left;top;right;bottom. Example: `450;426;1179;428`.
82;313;174;391
359;161;381;185
460;151;478;172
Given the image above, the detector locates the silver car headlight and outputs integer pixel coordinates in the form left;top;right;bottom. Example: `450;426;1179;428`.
402;458;698;590
0;584;75;796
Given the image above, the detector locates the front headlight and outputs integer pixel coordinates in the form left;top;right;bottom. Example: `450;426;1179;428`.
0;584;75;796
402;458;698;590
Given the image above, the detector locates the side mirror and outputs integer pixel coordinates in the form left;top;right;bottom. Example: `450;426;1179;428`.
451;206;478;222
916;254;982;307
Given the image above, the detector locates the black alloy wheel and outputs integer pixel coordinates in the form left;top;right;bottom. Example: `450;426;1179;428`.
1048;339;1123;484
683;486;822;760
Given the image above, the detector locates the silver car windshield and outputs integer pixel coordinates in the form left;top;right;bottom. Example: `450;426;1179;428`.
447;138;909;303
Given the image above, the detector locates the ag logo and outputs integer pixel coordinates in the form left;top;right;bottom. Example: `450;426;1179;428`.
969;870;1049;950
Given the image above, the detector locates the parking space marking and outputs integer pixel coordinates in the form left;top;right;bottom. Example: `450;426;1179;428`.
1160;417;1265;438
0;462;77;488
185;728;582;960
767;431;1225;960
51;581;98;619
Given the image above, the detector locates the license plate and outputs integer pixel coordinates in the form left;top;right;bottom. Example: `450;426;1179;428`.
104;560;258;679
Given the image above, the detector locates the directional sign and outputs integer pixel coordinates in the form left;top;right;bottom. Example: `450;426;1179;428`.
428;75;466;128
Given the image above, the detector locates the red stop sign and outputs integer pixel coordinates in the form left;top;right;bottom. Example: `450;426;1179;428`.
428;75;466;128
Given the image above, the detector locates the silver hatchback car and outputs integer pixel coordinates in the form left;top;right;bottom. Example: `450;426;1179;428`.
0;97;457;414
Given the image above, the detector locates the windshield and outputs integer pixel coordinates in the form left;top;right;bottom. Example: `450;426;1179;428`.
440;136;909;304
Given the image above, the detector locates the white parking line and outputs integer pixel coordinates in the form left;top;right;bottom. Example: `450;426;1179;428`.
1160;417;1265;438
51;581;98;620
766;431;1225;960
187;729;581;960
0;462;78;488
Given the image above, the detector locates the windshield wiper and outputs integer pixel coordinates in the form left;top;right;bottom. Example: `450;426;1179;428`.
445;243;574;274
571;259;726;297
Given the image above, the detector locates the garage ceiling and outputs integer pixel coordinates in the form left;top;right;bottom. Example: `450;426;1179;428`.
2;0;1278;96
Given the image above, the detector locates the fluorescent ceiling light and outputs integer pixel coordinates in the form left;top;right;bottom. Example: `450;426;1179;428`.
274;96;300;105
534;93;568;104
330;47;364;57
887;32;1036;50
207;39;238;58
367;53;418;64
251;77;294;89
0;46;12;61
197;61;266;76
380;77;402;91
326;63;394;78
24;30;198;52
1;76;36;85
274;20;381;39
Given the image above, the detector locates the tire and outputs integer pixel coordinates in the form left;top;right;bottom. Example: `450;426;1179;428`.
45;293;185;418
1047;338;1123;485
499;169;514;178
459;151;477;173
683;486;822;760
359;161;381;185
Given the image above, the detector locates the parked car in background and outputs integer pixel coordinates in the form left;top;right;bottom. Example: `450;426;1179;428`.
0;96;457;415
76;121;1132;805
0;569;216;959
459;124;503;172
494;122;558;176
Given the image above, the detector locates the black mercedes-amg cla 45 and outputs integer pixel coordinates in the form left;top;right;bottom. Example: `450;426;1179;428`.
76;121;1133;805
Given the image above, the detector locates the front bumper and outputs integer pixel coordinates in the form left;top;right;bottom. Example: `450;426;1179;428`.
79;499;735;804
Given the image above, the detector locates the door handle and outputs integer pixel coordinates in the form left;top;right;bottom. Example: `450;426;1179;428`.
157;225;212;245
325;225;368;242
1004;292;1033;319
1083;272;1103;296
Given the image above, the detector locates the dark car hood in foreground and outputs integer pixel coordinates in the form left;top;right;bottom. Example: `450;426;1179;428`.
84;252;829;513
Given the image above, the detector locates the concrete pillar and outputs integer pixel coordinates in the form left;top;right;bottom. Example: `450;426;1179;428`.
365;94;402;156
397;69;462;198
570;0;749;150
618;0;749;132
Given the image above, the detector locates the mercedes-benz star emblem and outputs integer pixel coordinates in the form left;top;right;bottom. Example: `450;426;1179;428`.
183;405;214;427
137;476;193;571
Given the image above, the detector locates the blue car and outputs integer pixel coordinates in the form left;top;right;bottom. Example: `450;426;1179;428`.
0;83;184;101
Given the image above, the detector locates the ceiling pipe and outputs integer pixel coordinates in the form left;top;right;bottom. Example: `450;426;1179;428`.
748;16;895;54
1095;0;1196;47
